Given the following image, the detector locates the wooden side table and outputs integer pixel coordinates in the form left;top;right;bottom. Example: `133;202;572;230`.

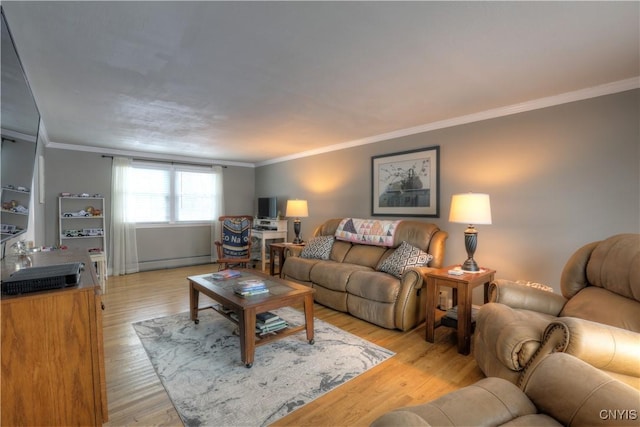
425;266;496;355
269;242;304;277
252;228;287;273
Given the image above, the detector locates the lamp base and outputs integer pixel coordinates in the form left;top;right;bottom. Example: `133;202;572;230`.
293;219;303;244
462;226;480;272
461;258;480;272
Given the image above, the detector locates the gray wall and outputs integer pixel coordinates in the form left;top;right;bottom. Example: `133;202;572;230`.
256;90;640;292
36;90;639;283
41;150;255;270
43;149;112;249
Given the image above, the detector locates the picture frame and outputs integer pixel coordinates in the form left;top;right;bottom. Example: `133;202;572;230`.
371;146;440;217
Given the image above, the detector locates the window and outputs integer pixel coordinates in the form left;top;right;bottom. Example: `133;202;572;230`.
127;161;222;223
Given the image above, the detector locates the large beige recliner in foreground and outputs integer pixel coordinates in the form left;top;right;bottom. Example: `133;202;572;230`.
371;352;640;426
474;233;640;388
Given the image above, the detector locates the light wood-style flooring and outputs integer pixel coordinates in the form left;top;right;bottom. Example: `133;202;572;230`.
102;264;485;426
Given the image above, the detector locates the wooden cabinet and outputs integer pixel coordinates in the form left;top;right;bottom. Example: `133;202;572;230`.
1;250;108;425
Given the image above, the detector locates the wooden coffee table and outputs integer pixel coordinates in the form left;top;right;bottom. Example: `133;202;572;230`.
188;269;315;367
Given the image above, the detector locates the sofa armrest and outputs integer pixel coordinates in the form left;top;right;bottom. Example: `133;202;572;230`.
371;377;537;427
518;317;640;389
476;302;553;372
408;266;438;290
392;267;434;331
522;353;640;426
490;279;566;316
549;318;640;377
426;230;448;269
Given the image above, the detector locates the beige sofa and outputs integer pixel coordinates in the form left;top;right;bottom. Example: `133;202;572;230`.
281;218;447;331
474;233;640;388
371;352;640;426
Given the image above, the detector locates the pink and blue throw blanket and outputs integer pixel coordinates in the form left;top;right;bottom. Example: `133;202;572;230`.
334;218;402;247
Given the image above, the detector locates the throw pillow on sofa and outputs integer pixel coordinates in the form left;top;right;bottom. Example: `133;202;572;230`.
378;241;433;278
300;236;335;260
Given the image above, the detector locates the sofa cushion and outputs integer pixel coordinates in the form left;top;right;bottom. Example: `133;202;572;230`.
559;286;640;332
329;240;352;263
585;233;640;301
347;270;400;303
377;241;433;278
343;244;388;269
281;256;322;282
309;262;372;292
300;236;334;260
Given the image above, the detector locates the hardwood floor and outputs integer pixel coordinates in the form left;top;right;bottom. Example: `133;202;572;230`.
102;264;485;426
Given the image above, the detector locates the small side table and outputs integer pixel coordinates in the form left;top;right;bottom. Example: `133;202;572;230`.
89;251;108;293
425;266;496;355
269;242;304;277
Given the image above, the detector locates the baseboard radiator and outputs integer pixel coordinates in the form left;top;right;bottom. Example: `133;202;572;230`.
138;255;213;272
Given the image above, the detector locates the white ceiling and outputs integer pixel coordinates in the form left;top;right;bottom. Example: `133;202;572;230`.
2;1;639;166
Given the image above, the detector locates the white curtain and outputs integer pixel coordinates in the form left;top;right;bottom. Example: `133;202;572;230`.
211;165;225;262
109;157;139;275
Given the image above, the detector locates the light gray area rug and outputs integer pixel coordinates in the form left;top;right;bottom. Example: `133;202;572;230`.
133;307;394;427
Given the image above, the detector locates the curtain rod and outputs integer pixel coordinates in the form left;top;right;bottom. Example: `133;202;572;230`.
101;155;228;168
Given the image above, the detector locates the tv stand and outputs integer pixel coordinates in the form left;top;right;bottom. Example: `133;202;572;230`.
253;218;286;231
252;219;288;271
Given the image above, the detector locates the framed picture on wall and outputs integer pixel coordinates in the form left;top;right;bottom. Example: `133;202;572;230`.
371;146;440;217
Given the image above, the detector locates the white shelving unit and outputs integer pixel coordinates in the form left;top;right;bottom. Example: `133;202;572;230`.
58;196;106;251
58;196;108;291
1;186;31;241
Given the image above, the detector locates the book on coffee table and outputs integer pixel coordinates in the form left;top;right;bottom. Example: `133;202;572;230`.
211;269;242;280
238;279;265;287
234;288;269;297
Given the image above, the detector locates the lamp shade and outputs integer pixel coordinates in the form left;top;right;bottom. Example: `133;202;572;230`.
286;199;309;218
449;193;492;225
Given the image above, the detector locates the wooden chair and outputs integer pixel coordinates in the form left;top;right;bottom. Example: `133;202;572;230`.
214;215;254;270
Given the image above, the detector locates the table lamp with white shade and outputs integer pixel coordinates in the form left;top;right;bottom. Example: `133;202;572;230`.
448;193;492;272
286;199;309;244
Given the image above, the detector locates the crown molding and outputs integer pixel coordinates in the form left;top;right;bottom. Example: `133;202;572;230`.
256;77;640;167
45;141;255;168
41;77;639;168
0;128;37;143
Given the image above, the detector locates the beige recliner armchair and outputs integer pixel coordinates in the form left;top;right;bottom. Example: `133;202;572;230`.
474;233;640;388
371;353;640;426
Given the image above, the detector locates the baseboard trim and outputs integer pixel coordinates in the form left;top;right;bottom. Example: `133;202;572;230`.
139;256;213;272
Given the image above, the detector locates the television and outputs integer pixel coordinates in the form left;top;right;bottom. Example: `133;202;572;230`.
257;197;277;219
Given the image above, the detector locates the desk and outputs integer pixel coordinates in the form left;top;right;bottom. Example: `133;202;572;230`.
425;266;495;355
269;242;304;277
252;228;287;272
